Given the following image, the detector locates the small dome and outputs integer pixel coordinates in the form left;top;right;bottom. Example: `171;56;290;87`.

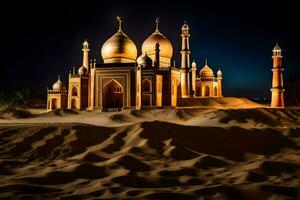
52;76;66;90
217;69;222;76
273;43;281;51
192;60;197;68
78;66;88;75
138;54;153;67
101;18;137;63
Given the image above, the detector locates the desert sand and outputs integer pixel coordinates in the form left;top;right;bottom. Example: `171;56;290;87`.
0;98;300;200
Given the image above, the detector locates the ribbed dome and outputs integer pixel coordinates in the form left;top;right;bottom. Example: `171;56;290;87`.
52;76;66;90
141;19;173;67
78;66;88;75
101;18;137;63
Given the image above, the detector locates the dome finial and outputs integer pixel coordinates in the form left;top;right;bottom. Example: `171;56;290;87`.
117;16;122;31
58;74;60;81
155;18;159;31
205;58;208;66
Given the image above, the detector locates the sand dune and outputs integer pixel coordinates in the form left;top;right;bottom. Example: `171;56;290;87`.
0;112;300;199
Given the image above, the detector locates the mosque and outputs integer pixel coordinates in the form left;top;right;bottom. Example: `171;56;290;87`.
47;17;224;111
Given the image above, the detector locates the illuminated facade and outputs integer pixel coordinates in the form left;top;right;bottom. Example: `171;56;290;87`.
47;18;223;111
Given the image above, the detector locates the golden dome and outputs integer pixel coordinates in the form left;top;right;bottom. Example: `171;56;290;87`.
199;59;214;77
141;19;173;67
52;75;66;90
101;17;137;63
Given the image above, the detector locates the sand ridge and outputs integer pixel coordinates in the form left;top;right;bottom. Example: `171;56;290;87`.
0;117;300;199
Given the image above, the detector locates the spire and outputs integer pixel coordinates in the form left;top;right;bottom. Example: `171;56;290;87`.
117;16;122;31
58;74;60;81
155;18;159;31
205;58;208;66
73;67;75;75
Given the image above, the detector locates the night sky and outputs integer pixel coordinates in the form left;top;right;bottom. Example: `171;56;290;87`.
1;0;298;98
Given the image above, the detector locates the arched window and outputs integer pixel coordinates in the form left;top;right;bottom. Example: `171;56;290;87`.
142;78;151;92
72;87;78;96
205;86;210;96
214;87;218;97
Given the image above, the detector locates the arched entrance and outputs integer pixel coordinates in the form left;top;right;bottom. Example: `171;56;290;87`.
142;78;151;106
103;80;123;108
214;87;218;97
196;87;201;96
72;87;78;96
202;86;210;97
51;98;57;109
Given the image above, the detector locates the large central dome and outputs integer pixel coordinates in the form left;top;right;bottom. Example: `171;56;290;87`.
200;59;215;78
101;18;137;63
141;19;173;67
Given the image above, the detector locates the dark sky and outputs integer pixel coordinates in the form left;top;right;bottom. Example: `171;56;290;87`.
1;0;298;98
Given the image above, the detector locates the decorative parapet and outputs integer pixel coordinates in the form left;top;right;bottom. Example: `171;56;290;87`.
47;90;68;94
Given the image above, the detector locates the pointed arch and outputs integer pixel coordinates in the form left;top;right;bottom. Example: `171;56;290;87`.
142;78;151;92
214;87;218;97
72;87;78;96
102;79;123;108
51;98;57;109
202;86;210;97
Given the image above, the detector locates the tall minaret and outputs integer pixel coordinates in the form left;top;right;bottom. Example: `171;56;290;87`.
271;43;285;108
82;39;90;69
180;21;191;98
191;60;197;96
217;68;223;97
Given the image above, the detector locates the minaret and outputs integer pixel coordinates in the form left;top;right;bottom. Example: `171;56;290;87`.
191;60;197;96
217;68;223;97
180;21;191;98
271;43;285;108
154;43;160;69
82;39;90;69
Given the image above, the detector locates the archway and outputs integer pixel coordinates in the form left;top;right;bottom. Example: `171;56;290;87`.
214;87;218;97
72;87;78;96
202;86;210;97
196;87;201;96
51;98;57;109
142;78;151;92
142;78;151;106
103;80;123;108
